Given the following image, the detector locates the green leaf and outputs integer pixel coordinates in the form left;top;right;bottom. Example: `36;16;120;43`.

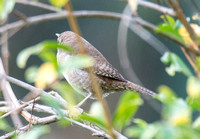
156;15;183;44
41;95;63;117
161;52;193;77
17;40;73;68
140;123;160;139
113;91;143;131
80;113;107;130
187;77;200;98
39;50;58;69
55;81;79;105
156;24;183;43
89;101;105;122
160;15;176;28
24;66;39;83
17;125;50;139
124;126;144;138
133;119;147;128
0;0;15;19
187;97;200;111
193;116;200;130
167;99;191;125
156;85;177;104
49;0;69;7
196;57;200;72
17;44;42;68
0;118;13;132
59;54;94;72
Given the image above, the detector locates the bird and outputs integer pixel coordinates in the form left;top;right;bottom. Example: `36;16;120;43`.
56;31;156;106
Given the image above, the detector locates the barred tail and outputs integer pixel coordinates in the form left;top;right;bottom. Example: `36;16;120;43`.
126;81;156;97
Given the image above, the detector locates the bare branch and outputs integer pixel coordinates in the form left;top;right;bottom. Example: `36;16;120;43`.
0;10;155;34
1;31;9;74
16;0;60;12
138;0;175;16
0;9;199;57
0;59;23;128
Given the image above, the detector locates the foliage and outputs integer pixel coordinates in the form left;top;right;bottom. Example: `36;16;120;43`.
0;0;15;19
1;1;200;139
16;126;50;139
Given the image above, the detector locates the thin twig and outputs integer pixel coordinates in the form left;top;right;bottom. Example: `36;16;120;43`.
117;5;162;114
16;0;61;12
0;98;127;138
0;59;23;128
28;98;36;131
167;0;199;50
0;10;199;56
1;31;9;74
181;47;199;78
139;0;175;16
65;2;116;138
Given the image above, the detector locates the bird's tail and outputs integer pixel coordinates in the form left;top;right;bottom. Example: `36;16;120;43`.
125;81;156;97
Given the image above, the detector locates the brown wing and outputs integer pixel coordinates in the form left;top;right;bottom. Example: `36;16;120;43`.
83;38;126;81
93;63;126;81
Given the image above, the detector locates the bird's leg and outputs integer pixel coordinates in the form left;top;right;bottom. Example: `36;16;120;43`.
76;92;92;107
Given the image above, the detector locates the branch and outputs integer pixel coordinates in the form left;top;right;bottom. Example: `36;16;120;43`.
0;73;128;138
16;0;60;12
0;9;199;57
65;2;116;138
0;59;23;128
1;31;9;74
167;0;199;49
0;10;155;33
16;0;175;16
138;0;175;16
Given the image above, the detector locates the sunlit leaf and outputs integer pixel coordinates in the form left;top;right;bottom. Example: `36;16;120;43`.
41;95;63;117
49;0;69;7
156;16;183;45
55;81;79;105
156;85;177;104
35;62;58;89
17;40;73;68
156;24;184;44
168;99;191;126
193;116;200;130
17;45;42;68
140;123;160;139
58;117;70;127
124;125;143;138
161;52;193;77
187;97;200;111
160;15;176;28
89;101;105;122
178;24;200;45
39;50;58;69
25;66;39;83
113;91;143;131
80;113;107;130
59;54;94;72
18;125;50;139
133;118;147;128
0;0;15;19
187;77;200;98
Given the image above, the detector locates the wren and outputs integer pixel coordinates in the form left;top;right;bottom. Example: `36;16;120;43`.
56;31;156;105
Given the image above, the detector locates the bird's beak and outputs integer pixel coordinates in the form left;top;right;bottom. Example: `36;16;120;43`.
55;33;60;37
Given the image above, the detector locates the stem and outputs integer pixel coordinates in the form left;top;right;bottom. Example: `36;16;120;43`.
65;2;116;138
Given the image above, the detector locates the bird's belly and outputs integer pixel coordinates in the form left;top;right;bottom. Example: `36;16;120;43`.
63;69;92;97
